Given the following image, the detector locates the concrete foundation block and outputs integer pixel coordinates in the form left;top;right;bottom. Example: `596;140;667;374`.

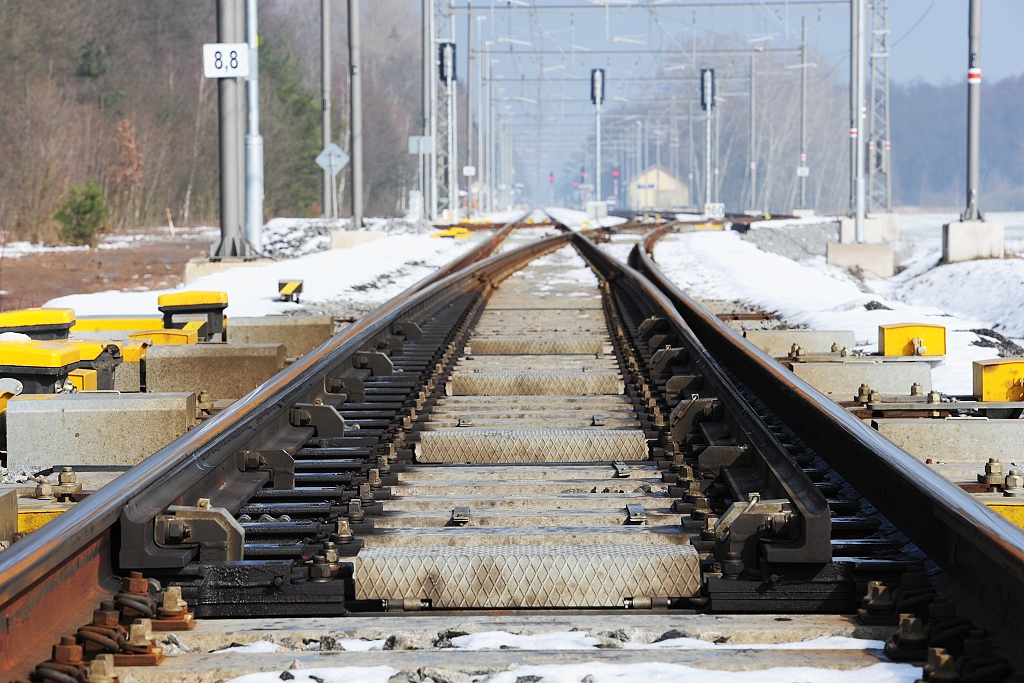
184;257;274;285
227;316;334;359
826;242;894;279
331;229;385;250
6;392;196;472
145;343;285;400
873;418;1024;464
744;329;856;357
942;220;1004;263
791;209;816;218
113;361;141;392
791;360;931;399
839;214;899;244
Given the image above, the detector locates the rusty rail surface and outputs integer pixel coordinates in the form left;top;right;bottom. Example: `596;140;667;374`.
0;222;564;677
633;225;1024;637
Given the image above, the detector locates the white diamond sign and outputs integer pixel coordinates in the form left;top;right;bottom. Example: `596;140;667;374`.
316;143;349;176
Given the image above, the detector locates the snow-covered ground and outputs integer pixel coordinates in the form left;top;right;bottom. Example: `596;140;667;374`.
0;225;218;259
652;227;1018;395
46;232;484;318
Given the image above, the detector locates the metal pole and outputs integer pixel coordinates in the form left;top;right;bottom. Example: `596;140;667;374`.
446;46;457;222
800;15;808;209
595;104;602;202
749;53;756;211
212;0;247;258
714;100;721;203
235;0;247;232
422;0;431;214
688;100;694;208
635;120;641;209
349;0;364;229
245;0;264;252
467;2;474;214
321;0;332;218
704;80;712;211
855;0;867;241
963;0;982;221
849;0;858;217
429;0;438;221
477;23;486;214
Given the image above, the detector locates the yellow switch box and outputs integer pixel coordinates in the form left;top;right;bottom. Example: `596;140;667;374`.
122;340;150;362
878;323;945;356
68;368;98;391
158;291;228;307
128;329;198;345
71;317;163;333
0;308;75;340
973;358;1024;402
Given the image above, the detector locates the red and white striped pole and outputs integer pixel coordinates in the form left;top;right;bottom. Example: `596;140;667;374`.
964;0;983;221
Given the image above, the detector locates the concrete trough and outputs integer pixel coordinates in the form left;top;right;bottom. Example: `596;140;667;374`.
744;329;856;357
447;370;623;396
227;315;333;358
791;360;932;399
415;428;649;463
6;392;196;472
354;543;701;608
872;418;1024;464
145;343;285;400
468;337;606;355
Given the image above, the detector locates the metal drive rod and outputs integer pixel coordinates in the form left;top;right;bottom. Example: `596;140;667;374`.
321;0;332;218
963;0;982;221
245;0;264;252
854;0;867;242
349;0;364;228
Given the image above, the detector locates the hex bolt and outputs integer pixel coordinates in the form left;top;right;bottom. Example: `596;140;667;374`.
857;384;871;403
910;383;923;397
863;581;894;615
347;498;366;523
333;518;355;544
869;390;881;403
58;467;77;485
321;540;340;563
840;346;850;357
358;483;375;505
88;653;118;683
158;586;188;617
376;454;391;474
831;342;841;353
924;648;958;682
122;571;149;595
896;614;927;648
34;481;55;500
979;458;1003;486
1004;469;1024;497
927;390;941;404
127;619;154;648
308;554;333;582
93;601;120;627
368;468;382;489
53;635;84;664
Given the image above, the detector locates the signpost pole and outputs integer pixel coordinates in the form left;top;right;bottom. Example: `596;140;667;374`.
349;0;364;228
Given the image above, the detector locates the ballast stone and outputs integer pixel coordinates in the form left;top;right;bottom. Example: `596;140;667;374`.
6;392;196;473
227;316;334;358
145;343;285;399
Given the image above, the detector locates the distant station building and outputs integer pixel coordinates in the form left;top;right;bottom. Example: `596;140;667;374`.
628;165;689;212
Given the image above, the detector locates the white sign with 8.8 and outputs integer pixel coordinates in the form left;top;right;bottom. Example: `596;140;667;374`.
203;43;250;79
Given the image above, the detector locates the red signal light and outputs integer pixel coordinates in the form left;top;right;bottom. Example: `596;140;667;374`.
573;182;579;187
612;169;619;177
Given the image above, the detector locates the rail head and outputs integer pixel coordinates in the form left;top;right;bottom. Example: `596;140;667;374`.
634;226;1024;635
0;228;570;606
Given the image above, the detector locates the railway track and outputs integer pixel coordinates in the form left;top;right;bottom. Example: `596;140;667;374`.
2;222;1022;682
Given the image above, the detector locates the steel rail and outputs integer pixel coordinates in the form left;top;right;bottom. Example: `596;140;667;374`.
0;223;566;676
632;225;1024;636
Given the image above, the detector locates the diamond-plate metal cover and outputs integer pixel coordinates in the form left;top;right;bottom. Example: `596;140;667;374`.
448;370;623;396
469;337;606;355
354;543;701;607
416;428;649;463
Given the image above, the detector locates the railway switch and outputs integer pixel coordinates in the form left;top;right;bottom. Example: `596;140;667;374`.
0;307;75;340
278;279;303;303
158;290;228;342
878;323;946;357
